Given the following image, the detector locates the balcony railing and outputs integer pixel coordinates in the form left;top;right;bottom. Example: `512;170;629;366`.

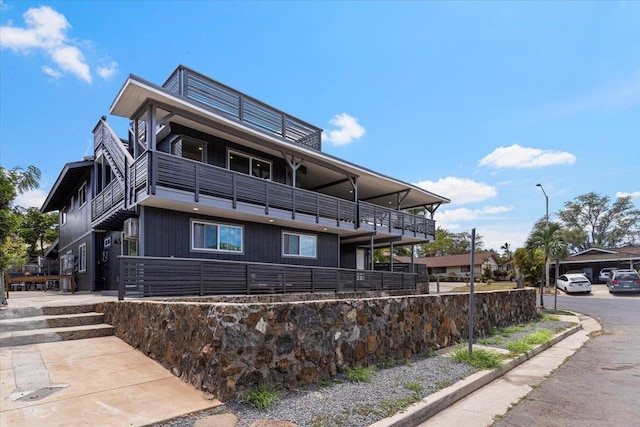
92;179;124;222
163;66;322;151
118;256;417;300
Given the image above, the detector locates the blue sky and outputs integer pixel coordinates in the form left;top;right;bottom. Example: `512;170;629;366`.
1;1;639;252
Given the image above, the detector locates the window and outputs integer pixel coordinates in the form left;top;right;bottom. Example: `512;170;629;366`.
78;243;87;273
192;220;243;253
283;232;316;258
70;195;75;211
228;151;271;180
172;137;204;162
460;265;471;273
61;207;67;225
433;267;446;275
104;236;111;248
78;183;87;207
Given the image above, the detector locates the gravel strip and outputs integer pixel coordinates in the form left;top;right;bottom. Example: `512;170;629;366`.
152;315;576;427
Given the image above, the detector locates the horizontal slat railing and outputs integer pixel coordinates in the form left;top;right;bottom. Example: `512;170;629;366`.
359;201;436;237
153;152;358;226
162;66;322;151
118;256;417;300
91;179;125;221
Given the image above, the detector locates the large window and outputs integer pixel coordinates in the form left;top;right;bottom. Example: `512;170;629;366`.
283;232;316;258
192;220;243;253
228;151;271;180
172;137;204;162
61;207;67;225
78;243;87;273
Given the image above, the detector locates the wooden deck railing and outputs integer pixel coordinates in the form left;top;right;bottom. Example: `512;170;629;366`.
163;66;322;151
118;256;417;300
91;179;125;222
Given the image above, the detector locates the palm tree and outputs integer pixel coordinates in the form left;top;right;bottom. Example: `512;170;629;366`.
500;242;512;260
527;222;567;307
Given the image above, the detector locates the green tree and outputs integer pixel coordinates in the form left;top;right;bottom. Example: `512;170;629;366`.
526;222;568;307
558;192;640;251
512;246;543;288
18;207;59;259
421;227;484;256
0;165;41;271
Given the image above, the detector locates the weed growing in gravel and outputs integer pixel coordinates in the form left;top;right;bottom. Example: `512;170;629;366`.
451;347;504;369
423;348;437;358
244;383;280;410
435;380;453;389
403;382;424;393
378;356;396;368
479;336;504;346
345;365;376;382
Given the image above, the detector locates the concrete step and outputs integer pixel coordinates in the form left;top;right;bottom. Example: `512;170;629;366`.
0;304;97;320
1;312;106;333
0;323;114;347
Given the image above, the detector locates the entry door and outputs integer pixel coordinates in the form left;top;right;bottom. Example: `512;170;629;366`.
356;249;366;270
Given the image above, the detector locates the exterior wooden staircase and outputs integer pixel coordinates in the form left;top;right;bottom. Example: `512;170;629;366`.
0;304;114;347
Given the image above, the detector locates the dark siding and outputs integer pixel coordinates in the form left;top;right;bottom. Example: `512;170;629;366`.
142;207;338;267
163;123;288;184
340;243;358;270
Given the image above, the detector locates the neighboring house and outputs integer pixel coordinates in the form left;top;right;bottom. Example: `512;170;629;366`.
395;251;500;280
557;246;640;283
41;65;449;297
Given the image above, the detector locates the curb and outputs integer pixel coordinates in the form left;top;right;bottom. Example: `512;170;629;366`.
370;317;583;427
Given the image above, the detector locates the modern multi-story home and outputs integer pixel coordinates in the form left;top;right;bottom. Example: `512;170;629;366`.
41;66;449;298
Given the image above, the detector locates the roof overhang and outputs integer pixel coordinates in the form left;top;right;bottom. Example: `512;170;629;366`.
110;74;450;211
41;160;93;213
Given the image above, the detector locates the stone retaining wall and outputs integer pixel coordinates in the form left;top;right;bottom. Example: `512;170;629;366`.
96;289;535;400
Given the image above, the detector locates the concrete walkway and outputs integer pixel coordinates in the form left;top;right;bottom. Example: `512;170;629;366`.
1;292;221;427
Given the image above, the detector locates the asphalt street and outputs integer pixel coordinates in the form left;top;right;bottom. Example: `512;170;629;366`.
493;286;640;427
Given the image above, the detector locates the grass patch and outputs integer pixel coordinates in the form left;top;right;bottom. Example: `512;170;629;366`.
345;365;376;383
507;340;533;354
479;336;504;346
403;382;424;393
501;325;526;336
523;329;553;345
451;282;516;292
378;357;396;369
435;380;453;389
451;347;503;369
244;383;280;410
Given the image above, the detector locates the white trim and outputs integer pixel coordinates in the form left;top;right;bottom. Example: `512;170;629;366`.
282;231;317;258
190;219;244;254
78;243;87;273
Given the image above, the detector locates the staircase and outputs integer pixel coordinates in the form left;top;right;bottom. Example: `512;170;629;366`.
0;304;114;347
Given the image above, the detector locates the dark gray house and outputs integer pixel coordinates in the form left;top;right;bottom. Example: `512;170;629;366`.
41;66;449;298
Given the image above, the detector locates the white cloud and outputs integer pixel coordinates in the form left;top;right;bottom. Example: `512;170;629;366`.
323;113;365;146
0;1;9;12
479;144;576;169
0;6;117;83
414;177;497;205
97;61;118;79
616;191;640;199
15;189;48;209
435;205;513;224
42;65;62;78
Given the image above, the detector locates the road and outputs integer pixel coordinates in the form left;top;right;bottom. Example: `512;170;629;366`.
492;285;640;427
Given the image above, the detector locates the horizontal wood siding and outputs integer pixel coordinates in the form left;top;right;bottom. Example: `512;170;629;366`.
142;207;338;267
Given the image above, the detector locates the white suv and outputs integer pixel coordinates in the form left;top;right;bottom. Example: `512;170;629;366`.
598;267;617;283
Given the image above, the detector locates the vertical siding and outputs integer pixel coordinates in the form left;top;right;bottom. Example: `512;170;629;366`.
143;207;338;267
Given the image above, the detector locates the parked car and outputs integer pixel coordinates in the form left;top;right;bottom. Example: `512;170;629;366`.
598;267;617;283
556;273;592;294
607;269;640;293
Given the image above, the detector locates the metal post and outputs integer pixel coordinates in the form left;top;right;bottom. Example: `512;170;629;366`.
468;228;476;354
536;184;549;308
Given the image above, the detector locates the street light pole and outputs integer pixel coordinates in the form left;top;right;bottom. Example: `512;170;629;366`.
536;184;549;308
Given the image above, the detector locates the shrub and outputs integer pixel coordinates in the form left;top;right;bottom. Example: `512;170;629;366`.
245;383;280;409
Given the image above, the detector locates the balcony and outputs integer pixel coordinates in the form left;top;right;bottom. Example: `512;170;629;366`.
163;66;322;151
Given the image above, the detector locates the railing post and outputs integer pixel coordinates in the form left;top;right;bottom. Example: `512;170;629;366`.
239;94;244;121
311;269;315;293
316;194;320;223
336;199;341;227
118;257;124;300
194;163;200;202
291;188;296;220
200;263;204;296
232;173;237;209
265;180;269;215
245;265;250;295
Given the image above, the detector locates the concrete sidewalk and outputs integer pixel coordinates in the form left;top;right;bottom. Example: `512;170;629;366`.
371;313;599;427
1;292;221;427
